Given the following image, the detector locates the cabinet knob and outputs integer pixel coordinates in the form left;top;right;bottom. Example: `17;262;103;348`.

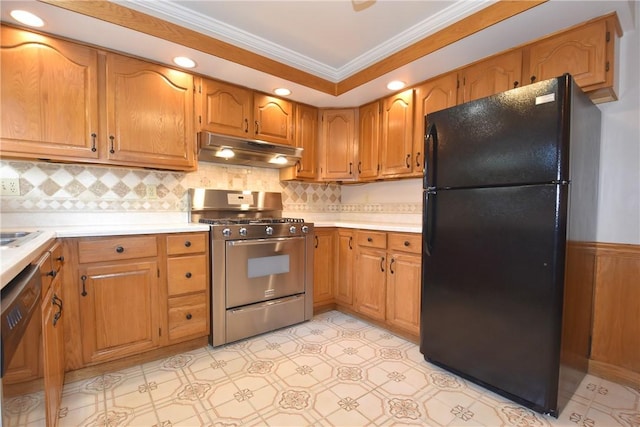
116;246;124;253
47;270;57;278
56;255;65;262
185;272;192;279
404;241;410;247
367;237;373;242
186;313;192;320
184;240;191;247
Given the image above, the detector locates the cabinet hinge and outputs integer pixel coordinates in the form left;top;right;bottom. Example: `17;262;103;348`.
457;79;460;89
606;31;610;43
159;327;162;337
157;269;160;278
588;335;592;358
605;61;610;72
198;115;202;124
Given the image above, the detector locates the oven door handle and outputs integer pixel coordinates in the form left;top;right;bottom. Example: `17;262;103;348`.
227;236;304;246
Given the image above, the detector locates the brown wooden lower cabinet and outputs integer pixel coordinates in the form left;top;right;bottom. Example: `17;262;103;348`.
313;228;336;310
587;242;640;387
63;232;209;371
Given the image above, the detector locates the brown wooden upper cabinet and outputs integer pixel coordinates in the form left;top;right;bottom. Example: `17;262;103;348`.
199;78;295;146
380;89;415;178
358;101;381;181
1;26;100;162
523;14;621;103
320;108;357;181
457;49;523;104
280;103;319;181
0;25;196;171
413;72;458;177
105;54;195;170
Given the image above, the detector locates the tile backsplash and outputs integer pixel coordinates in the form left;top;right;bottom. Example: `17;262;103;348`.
0;160;421;226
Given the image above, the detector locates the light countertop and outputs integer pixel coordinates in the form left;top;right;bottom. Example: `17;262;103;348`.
312;221;421;234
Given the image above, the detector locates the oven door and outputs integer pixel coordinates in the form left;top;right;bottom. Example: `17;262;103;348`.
225;236;305;308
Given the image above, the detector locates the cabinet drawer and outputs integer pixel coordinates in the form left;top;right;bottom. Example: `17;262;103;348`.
167;233;207;255
167;255;208;296
356;231;387;249
78;236;157;263
388;233;421;254
168;292;208;341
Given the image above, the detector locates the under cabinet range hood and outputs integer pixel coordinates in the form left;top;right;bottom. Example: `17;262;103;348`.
198;132;302;168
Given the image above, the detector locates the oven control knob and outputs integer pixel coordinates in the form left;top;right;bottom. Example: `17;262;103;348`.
222;228;231;237
289;226;297;234
265;226;274;236
239;227;247;237
301;225;309;234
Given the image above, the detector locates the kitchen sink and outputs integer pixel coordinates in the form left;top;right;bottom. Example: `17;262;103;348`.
0;231;42;248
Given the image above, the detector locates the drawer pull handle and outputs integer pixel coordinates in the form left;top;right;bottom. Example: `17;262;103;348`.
390;258;396;274
404;241;410;247
90;133;97;152
367;237;373;242
184;240;192;247
380;256;385;272
81;275;88;297
109;135;115;154
185;272;192;279
116;246;124;253
186;313;192;320
349;236;353;250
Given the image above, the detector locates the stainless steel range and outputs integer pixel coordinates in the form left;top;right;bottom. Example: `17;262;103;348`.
188;188;314;347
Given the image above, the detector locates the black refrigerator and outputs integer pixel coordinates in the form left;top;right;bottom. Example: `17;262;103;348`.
420;75;601;417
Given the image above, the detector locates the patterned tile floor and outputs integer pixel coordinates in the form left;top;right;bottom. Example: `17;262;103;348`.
3;310;639;426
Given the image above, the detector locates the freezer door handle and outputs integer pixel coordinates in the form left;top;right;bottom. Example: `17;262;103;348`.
424;120;437;190
424;190;435;256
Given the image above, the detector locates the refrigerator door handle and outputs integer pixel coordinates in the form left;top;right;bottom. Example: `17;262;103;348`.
424;190;435;256
424;120;437;190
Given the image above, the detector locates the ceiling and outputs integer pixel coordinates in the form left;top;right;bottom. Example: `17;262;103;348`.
0;1;636;107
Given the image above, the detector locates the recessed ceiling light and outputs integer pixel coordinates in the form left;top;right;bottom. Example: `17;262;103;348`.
274;88;291;96
10;10;45;27
386;80;406;91
173;56;196;68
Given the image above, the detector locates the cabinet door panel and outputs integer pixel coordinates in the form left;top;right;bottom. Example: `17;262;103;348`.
526;20;607;89
355;248;386;321
387;253;421;335
413;73;457;175
42;279;65;427
458;50;522;103
358;101;381;180
0;26;99;160
335;230;354;306
321;109;356;180
254;93;294;145
380;89;414;177
293;103;318;178
313;230;335;306
106;54;195;169
201;79;253;137
79;261;159;364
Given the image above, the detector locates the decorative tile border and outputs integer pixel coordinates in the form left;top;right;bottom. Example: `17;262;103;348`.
0;160;421;218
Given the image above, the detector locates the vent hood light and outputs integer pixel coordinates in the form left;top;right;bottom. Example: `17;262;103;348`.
216;148;235;159
173;56;196;68
269;155;289;165
274;88;291;96
387;80;406;90
10;10;44;27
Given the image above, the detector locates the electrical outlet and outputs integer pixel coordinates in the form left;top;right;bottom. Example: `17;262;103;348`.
1;178;20;196
145;184;158;199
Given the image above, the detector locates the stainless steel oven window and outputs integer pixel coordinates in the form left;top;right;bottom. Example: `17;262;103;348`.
248;254;289;278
